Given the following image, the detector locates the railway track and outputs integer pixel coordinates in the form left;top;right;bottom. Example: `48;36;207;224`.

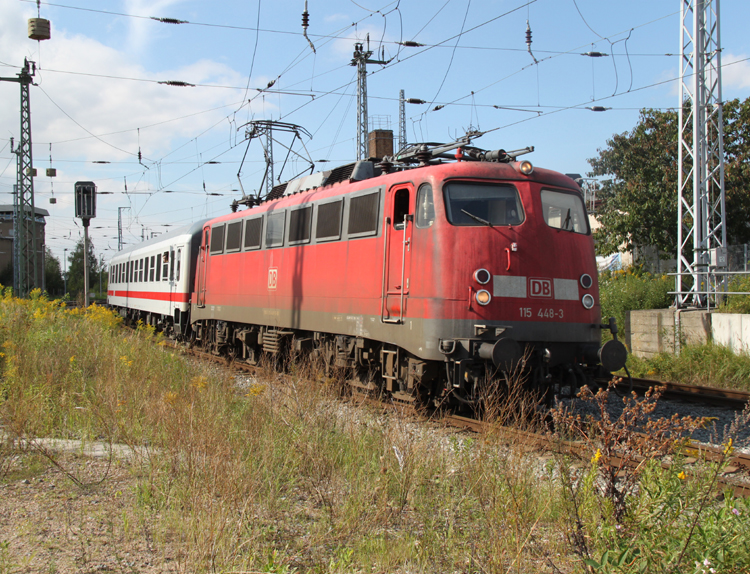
620;375;750;408
174;340;750;498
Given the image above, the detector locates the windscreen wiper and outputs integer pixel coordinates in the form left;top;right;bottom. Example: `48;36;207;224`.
562;208;572;230
461;209;493;227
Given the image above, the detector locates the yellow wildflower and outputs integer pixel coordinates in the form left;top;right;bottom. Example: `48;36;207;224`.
723;438;734;456
678;471;686;480
592;449;602;464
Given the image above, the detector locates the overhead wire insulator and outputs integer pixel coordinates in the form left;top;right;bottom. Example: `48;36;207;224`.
158;80;195;87
302;1;316;54
525;20;539;65
398;41;424;47
433;105;444;111
406;98;426;104
582;51;608;58
150;17;189;24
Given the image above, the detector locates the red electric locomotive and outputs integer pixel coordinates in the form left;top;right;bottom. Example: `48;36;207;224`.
184;138;626;405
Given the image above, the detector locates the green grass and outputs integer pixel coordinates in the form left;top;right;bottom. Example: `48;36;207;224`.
625;342;750;391
0;289;748;573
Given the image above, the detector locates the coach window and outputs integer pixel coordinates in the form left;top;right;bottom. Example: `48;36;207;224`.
347;190;380;238
156;257;161;281
416;183;435;228
288;205;312;245
266;211;286;248
176;248;182;281
244;217;263;250
315;199;343;242
169;249;175;281
210;224;225;255
540;189;589;234
225;221;242;252
162;252;169;280
149;255;156;281
139;259;144;282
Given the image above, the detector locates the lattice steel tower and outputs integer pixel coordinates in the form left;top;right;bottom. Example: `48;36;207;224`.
1;59;40;296
398;89;407;152
351;36;386;161
676;0;727;307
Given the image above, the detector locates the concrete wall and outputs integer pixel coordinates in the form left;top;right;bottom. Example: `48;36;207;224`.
711;313;750;355
627;309;711;359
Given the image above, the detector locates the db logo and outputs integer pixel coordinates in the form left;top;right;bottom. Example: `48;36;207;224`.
268;267;278;290
529;278;552;298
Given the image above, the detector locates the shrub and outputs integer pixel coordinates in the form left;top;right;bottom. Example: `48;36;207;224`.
717;274;750;314
599;267;673;337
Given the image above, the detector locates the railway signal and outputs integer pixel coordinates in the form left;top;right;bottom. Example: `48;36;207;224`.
75;181;97;307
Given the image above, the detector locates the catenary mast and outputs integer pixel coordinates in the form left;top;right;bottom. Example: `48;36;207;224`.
676;0;727;307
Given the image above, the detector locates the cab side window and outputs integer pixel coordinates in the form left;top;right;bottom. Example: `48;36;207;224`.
416;183;435;228
393;188;410;229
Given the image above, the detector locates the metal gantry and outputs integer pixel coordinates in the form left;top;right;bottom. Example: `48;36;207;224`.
676;0;727;307
2;59;40;296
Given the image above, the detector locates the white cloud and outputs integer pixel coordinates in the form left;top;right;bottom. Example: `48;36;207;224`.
123;0;190;55
722;53;750;90
0;2;258;164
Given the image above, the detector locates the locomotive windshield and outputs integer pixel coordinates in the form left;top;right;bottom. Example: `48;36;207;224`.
540;189;589;234
442;182;524;227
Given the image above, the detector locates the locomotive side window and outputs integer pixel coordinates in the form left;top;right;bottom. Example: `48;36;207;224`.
393;188;411;229
443;182;524;227
149;256;156;281
416;183;435;228
541;189;589;234
225;221;242;252
315;199;343;242
210;224;225;255
244;217;263;250
266;211;286;248
162;251;169;281
348;191;380;237
288;205;312;245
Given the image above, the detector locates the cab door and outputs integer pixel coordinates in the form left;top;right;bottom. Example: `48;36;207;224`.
381;184;414;323
196;226;210;307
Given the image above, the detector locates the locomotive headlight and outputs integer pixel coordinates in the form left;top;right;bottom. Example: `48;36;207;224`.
580;273;593;289
581;293;595;309
475;289;492;306
518;160;534;175
473;268;491;285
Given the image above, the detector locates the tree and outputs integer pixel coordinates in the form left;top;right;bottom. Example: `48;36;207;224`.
66;238;101;298
44;248;64;296
588;97;750;259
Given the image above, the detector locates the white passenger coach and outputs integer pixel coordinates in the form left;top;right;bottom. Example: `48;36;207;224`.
108;220;208;337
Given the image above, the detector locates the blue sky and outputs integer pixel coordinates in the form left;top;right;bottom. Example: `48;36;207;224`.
1;0;749;267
